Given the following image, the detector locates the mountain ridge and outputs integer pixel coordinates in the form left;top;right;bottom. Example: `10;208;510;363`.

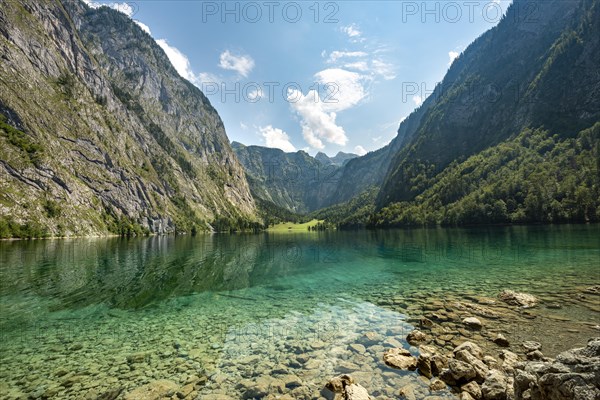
378;0;600;207
0;0;257;237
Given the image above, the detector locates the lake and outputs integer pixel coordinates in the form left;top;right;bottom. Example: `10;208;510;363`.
0;225;598;399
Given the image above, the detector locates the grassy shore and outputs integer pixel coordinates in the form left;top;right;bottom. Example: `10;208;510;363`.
266;219;323;232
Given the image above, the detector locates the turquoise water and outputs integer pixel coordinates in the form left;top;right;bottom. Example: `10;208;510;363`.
0;225;598;399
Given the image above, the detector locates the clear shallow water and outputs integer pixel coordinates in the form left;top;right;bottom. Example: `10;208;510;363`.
0;225;598;399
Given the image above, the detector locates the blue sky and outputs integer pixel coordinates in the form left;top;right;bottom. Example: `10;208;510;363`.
84;1;512;156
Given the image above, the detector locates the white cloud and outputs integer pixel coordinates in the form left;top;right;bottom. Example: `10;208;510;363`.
288;88;348;150
83;1;135;17
448;51;460;66
247;87;263;101
86;0;223;94
327;51;368;63
219;50;255;77
156;39;199;84
111;2;134;16
240;122;248;130
413;95;423;106
341;24;362;38
325;50;395;81
344;61;370;72
372;59;396;80
82;0;101;9
314;68;367;112
260;126;296;152
135;20;151;35
198;72;220;85
354;145;367;156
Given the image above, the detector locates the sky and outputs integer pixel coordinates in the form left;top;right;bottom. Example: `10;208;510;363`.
83;0;512;156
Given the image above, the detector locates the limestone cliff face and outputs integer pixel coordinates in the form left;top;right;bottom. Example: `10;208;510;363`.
0;0;256;236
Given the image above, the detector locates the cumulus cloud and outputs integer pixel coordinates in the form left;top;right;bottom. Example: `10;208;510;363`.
135;20;151;34
412;95;423;106
82;1;135;17
219;50;255;77
260;126;296;152
156;39;200;84
354;145;367;156
448;51;460;66
288;88;347;150
111;2;134;16
315;68;367;112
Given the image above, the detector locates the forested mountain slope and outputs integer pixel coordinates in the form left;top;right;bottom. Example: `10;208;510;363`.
378;0;600;207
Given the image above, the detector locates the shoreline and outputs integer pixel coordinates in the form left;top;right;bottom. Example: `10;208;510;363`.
1;221;598;241
372;287;600;359
328;286;600;399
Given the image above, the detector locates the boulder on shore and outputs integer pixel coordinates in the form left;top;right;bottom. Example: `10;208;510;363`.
493;334;510;348
513;337;600;400
481;370;508;400
454;342;484;360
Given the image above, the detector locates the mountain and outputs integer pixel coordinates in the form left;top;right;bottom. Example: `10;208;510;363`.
232;95;437;214
305;0;599;227
371;123;599;226
0;0;257;237
315;151;359;166
231;142;343;213
378;0;600;207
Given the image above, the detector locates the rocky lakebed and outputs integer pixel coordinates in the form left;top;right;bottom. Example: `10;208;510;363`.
1;284;598;400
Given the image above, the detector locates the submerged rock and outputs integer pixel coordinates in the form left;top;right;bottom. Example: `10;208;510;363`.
325;375;371;400
417;345;436;378
345;384;371;400
498;290;538;308
521;341;541;352
383;348;417;370
582;285;600;295
420;317;435;329
123;380;179;400
493;334;509;348
407;329;430;345
429;377;447;391
462;317;483;330
239;376;284;399
526;350;544;361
